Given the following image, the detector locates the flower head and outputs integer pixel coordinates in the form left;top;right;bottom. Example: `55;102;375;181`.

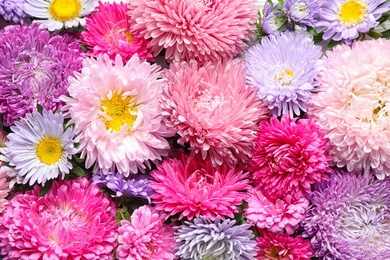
318;0;390;43
161;59;269;167
62;54;171;176
0;163;10;214
0;0;27;23
0;109;78;186
248;115;330;200
23;0;97;31
244;188;309;234
256;230;313;260
175;216;258;260
0;177;118;259
284;0;320;30
150;153;250;220
302;170;390;259
81;2;153;63
308;38;390;179
0;23;84;127
117;205;175;260
261;2;286;35
128;0;258;63
245;31;322;117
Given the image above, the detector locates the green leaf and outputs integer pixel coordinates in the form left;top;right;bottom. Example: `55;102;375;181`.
39;179;53;197
72;155;85;164
367;30;382;39
275;15;287;22
71;164;85;176
116;206;131;226
36;104;44;115
267;0;273;4
381;29;390;38
278;21;288;32
326;39;343;50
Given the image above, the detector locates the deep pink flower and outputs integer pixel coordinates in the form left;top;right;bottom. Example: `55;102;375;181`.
128;0;258;63
150;153;250;220
0;177;118;259
117;205;175;260
81;2;154;63
248;115;330;200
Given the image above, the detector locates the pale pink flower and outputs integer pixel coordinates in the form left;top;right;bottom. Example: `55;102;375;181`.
0;177;118;259
150;153;250;221
308;38;390;179
0;163;9;214
128;0;258;63
244;188;309;234
117;205;175;260
161;59;269;168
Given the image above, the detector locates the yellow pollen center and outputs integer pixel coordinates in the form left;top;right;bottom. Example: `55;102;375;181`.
125;32;133;43
274;68;294;86
36;137;63;165
339;0;367;26
48;0;82;23
101;91;137;132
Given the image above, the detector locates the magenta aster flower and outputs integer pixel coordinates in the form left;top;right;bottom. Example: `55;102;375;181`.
150;153;250;221
0;23;83;127
302;170;390;259
308;38;390;179
117;205;175;260
248;115;330;200
0;163;9;214
81;2;154;63
161;59;269;168
256;230;313;260
128;0;258;63
318;0;390;43
0;177;118;259
244;188;309;234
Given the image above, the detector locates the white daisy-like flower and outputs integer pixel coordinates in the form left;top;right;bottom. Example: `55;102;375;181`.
0;109;78;186
23;0;98;31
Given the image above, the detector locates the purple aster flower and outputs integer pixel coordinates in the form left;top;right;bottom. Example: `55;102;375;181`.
317;0;390;43
92;171;155;203
302;170;390;259
174;216;258;260
0;0;27;23
261;2;287;35
284;0;320;30
245;31;322;117
0;23;84;127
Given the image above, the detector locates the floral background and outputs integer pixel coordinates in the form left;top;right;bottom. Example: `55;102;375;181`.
0;0;390;259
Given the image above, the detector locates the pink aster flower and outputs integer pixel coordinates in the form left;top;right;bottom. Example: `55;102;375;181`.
128;0;258;63
256;230;313;260
0;177;117;259
150;153;250;221
81;2;154;63
117;205;175;260
308;38;390;179
161;59;269;168
244;188;309;234
248;115;330;200
0;163;10;214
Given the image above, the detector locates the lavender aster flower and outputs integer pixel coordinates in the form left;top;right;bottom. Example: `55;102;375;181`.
0;0;27;23
245;31;322;117
175;216;258;260
0;23;83;126
284;0;320;30
93;171;155;203
317;0;390;43
302;170;390;259
261;2;286;35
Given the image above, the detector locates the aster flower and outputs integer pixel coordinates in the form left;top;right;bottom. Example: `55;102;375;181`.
302;170;390;259
0;163;10;214
248;115;330;200
261;2;286;35
161;59;269;168
62;54;171;176
244;188;309;234
0;23;83;127
0;177;118;259
175;216;258;260
0;109;78;186
245;31;322;117
23;0;97;31
117;205;175;260
128;0;258;63
256;230;313;260
92;171;155;203
81;2;153;63
284;0;320;30
317;0;390;43
150;153;250;220
308;38;390;179
0;0;27;23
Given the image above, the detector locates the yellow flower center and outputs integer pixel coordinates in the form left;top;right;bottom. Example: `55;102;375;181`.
274;68;295;86
125;32;133;43
339;0;367;26
48;0;82;23
36;137;63;165
101;91;138;132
